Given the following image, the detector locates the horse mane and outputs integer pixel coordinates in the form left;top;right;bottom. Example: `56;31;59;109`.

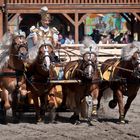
0;49;9;68
121;41;140;60
80;36;98;55
0;32;13;69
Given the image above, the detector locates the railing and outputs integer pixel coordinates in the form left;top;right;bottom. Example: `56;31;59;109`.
7;0;140;4
59;44;127;62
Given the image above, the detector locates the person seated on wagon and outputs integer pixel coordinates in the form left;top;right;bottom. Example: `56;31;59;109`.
28;6;60;63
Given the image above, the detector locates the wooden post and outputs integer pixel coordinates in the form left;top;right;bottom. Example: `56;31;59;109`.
0;0;4;38
4;0;8;32
75;12;79;44
130;14;134;39
0;11;3;40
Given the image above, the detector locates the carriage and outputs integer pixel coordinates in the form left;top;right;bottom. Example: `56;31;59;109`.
0;33;140;124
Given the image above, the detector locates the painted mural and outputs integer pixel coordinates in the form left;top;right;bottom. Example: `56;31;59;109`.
85;13;127;35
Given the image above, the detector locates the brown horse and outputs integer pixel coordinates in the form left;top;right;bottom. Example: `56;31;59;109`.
61;37;100;124
0;31;29;123
26;43;61;123
98;41;140;123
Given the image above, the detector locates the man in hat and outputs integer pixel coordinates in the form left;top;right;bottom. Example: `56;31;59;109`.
28;6;60;62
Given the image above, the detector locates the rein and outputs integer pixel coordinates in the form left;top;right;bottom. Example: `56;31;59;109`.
0;71;24;77
99;61;133;73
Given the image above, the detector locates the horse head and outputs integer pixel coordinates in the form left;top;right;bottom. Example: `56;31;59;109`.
36;43;51;72
81;51;97;80
12;32;29;61
80;36;98;80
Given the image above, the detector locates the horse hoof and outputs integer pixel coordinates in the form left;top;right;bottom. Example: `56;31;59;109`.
70;114;80;124
74;120;81;125
88;120;94;126
37;118;44;123
12;118;20;124
50;120;57;124
119;115;125;124
119;119;125;124
109;100;117;109
91;115;98;121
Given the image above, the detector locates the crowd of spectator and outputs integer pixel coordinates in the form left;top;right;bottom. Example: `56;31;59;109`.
58;33;75;45
89;29;134;44
58;29;134;45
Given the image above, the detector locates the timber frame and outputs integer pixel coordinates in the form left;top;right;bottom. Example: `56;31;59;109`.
0;0;140;43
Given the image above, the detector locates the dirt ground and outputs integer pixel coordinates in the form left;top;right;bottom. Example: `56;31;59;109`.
0;89;140;140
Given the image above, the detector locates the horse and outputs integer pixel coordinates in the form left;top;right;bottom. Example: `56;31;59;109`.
0;31;29;123
98;41;140;123
26;41;62;123
61;36;100;124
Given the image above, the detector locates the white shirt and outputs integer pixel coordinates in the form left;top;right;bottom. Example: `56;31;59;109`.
64;38;74;44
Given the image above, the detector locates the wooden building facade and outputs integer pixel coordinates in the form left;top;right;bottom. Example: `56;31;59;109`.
0;0;140;43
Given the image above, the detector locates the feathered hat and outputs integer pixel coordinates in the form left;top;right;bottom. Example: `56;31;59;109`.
40;6;51;21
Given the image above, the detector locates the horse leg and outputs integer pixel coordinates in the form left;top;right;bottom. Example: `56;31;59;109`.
32;94;42;123
115;90;125;123
69;91;80;125
0;100;7;124
124;94;137;117
47;87;58;123
40;95;46;121
97;90;103;110
91;86;99;119
1;89;11;110
11;91;20;123
59;85;67;111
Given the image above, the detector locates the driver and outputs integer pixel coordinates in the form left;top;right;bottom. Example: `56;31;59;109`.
28;6;60;63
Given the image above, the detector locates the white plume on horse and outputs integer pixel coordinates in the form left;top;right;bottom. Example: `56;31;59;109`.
121;41;140;60
28;39;52;62
13;30;26;37
28;43;38;62
80;36;98;55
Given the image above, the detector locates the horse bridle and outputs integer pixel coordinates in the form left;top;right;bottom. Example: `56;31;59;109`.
81;52;97;76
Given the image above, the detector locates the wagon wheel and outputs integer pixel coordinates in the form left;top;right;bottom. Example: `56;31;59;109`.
54;50;71;64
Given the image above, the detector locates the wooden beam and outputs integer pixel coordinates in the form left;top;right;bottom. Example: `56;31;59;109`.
120;13;131;24
62;13;75;25
132;12;140;21
78;14;87;26
8;13;19;23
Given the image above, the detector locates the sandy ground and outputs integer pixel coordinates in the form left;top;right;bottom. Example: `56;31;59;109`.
0;89;140;140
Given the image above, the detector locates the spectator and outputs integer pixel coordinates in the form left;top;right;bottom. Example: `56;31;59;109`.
64;34;75;44
58;34;65;44
90;29;101;44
